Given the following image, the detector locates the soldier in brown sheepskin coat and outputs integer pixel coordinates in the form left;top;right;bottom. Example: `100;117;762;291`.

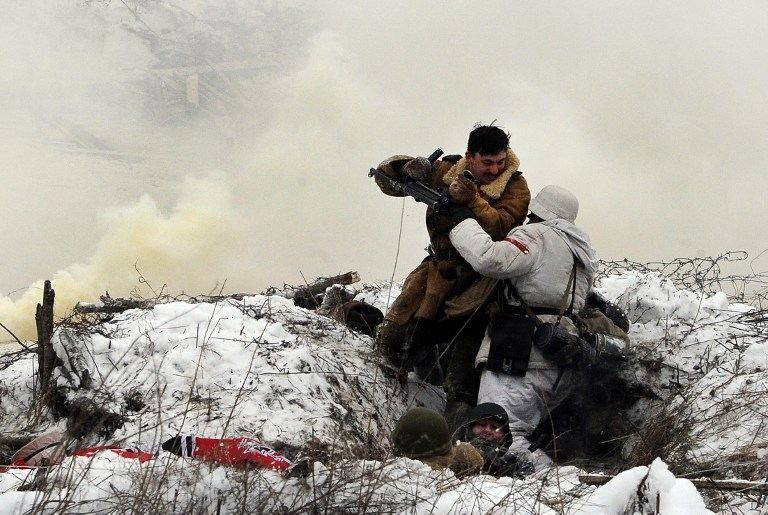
374;125;530;428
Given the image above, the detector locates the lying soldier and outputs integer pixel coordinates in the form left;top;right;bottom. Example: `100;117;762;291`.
390;407;484;478
457;402;520;477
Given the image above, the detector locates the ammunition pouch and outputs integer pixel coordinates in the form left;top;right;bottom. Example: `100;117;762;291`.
485;313;535;376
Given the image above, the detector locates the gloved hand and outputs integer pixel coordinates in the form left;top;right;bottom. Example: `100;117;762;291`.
402;156;432;182
489;452;519;477
449;175;478;204
447;202;475;226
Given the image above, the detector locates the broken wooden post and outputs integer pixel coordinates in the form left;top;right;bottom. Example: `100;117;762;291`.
35;280;57;393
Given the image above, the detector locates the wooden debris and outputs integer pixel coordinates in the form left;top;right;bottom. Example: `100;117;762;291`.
75;297;157;314
292;271;360;309
35;280;59;392
316;286;355;322
73;271;361;315
57;330;92;389
74;293;255;315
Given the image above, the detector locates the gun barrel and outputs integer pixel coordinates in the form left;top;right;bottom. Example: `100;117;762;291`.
401;182;442;205
368;167;450;211
369;149;452;212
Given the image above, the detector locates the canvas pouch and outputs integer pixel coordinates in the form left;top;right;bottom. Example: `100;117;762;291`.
485;312;536;376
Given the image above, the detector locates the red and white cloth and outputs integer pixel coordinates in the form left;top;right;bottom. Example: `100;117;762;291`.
165;435;292;471
3;433;292;473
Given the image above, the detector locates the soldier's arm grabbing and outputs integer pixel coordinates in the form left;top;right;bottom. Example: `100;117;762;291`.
434;147;531;241
448;220;539;279
467;175;530;240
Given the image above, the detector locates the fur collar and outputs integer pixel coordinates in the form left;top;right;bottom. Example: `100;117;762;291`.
442;148;520;200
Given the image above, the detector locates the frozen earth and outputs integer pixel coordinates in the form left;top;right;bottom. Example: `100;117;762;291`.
1;270;766;513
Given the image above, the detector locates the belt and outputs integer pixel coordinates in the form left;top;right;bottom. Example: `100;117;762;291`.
502;305;568;317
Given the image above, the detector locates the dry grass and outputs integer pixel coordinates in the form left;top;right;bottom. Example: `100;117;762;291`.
4;252;768;512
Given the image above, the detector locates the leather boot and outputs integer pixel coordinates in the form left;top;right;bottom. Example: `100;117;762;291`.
411;344;445;386
374;321;408;366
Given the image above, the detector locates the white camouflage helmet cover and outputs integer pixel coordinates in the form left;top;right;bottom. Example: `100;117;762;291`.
528;185;579;223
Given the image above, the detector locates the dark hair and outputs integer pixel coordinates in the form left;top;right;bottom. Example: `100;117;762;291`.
467;125;509;155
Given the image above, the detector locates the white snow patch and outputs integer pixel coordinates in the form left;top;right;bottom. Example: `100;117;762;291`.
576;459;711;514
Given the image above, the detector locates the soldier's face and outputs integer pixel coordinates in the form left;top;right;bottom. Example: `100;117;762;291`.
470;418;506;444
465;150;507;185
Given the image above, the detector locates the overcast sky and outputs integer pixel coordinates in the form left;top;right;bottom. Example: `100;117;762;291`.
1;1;766;336
316;1;768;262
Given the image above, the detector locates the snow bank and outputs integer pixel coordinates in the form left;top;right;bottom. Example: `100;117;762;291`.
0;451;588;513
3;272;766;512
596;272;768;466
46;294;406;451
576;459;711;514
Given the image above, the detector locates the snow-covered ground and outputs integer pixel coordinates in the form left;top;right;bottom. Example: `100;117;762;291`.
1;271;766;513
2;293;407;452
608;271;768;471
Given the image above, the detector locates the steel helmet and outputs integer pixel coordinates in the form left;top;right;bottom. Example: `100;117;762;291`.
528;185;579;223
391;407;452;459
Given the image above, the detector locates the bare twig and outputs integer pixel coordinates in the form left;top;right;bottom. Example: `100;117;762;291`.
0;320;34;352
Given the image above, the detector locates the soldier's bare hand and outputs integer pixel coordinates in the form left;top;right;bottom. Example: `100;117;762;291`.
449;176;478;204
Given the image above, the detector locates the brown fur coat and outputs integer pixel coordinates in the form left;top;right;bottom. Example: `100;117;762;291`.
376;150;530;325
421;442;485;478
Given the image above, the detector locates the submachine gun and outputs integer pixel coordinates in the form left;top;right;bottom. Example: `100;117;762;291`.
368;149;452;212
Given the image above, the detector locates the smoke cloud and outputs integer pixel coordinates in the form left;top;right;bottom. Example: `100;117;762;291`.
0;176;239;339
1;1;767;340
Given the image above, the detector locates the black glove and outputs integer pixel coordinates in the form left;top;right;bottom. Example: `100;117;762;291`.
488;452;519;477
447;202;475;226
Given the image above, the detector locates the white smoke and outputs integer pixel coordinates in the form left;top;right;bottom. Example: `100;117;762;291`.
2;0;767;341
0;176;239;340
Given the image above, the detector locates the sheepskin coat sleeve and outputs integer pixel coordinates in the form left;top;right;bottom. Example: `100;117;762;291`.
378;150;530;325
433;148;530;244
449;220;598;369
373;155;413;197
466;179;530;240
